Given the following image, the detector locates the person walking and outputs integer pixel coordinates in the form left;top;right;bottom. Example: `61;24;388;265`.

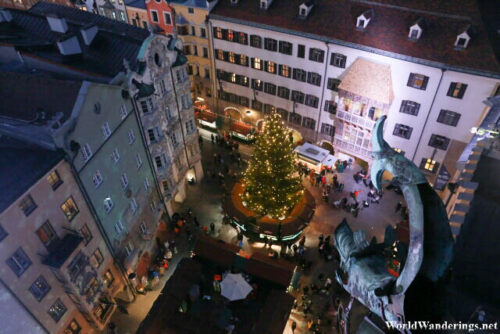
210;222;215;234
291;320;297;333
211;133;215;143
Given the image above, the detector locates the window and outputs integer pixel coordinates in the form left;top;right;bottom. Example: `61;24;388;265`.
399;100;420;116
147;128;159;142
321;123;335;136
120;173;129;189
92;170;103;187
265;61;276;74
437;109;461;126
291;91;305;104
429;134;450;150
290;113;302;125
407;73;429;90
61;197;79;221
251;79;263;91
136;154;143;169
252;100;263;112
186;119;195;133
200;28;206;38
0;224;7;242
80;224;92;245
239;54;248;66
124;241;134;256
103;270;114;288
154;155;164;169
65;319;81;334
305;95;319;108
277;108;288;121
140;98;154;114
237;32;248;45
103;197;114;213
46;170;62;190
330;53;347;68
188;7;194;14
128;129;136;144
190;26;196;36
114;219;125;235
309;48;325;63
420;158;439;173
19;195;37;216
140;221;148;234
264;38;277;51
90;248;104;269
144;177;151;191
30;276;51;301
447;82;467;99
130;197;138;214
81;143;92;162
251;58;262;70
36;221;57;247
279;41;293;55
393;123;413;139
101;122;111;139
324;100;337;114
292;68;306;82
170;132;179;147
226;29;234;41
6;248;31;277
327;78;340;91
239;96;249;107
279;64;291;78
150;10;159;23
214;27;222;39
163;12;171;25
302;117;316;129
250;35;261;48
162;180;170;193
307;72;322;86
109;148;120;164
297;44;305;58
277;86;290;99
264;104;275;114
203;47;208;58
264;83;277;95
48;299;67;322
119;104;128;119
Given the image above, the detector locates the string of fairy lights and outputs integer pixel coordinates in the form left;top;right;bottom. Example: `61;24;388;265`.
240;112;304;219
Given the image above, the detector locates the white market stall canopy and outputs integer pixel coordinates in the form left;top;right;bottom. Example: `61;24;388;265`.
294;143;337;169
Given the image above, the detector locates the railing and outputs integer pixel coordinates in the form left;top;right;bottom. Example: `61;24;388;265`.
336;109;375;129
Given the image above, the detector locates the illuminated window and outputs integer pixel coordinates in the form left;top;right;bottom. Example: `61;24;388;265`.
48;299;67;322
266;61;276;74
36;221;57;247
214;27;222;39
90;248;104;269
279;64;291;78
46;170;63;190
61;197;79;221
252;58;262;70
407;73;429;90
103;270;114;288
447;82;467;99
227;29;234;41
239;54;248;66
216;49;224;60
230;73;236;83
64;319;81;334
228;52;235;63
420;158;439;173
252;79;263;91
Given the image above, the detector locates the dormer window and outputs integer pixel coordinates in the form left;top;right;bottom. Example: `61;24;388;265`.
356;9;374;30
260;0;273;10
299;1;314;18
230;0;239;4
455;25;475;49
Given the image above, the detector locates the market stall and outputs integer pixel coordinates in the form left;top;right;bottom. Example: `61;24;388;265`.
230;121;255;143
294;143;337;173
198;110;217;130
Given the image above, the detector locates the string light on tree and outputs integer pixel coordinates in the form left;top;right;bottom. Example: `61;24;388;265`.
241;112;303;218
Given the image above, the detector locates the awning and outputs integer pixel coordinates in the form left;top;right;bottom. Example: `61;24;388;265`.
230;121;253;136
338;58;394;107
199;111;217;123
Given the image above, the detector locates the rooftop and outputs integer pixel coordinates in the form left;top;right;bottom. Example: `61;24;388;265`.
0;2;151;79
0;136;64;213
210;0;500;76
169;0;211;10
0;71;82;123
124;0;147;10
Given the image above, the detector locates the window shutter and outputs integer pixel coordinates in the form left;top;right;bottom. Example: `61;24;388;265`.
407;74;414;87
459;84;467;97
264;61;268;71
422;76;429;90
447;82;456;96
251;58;255;68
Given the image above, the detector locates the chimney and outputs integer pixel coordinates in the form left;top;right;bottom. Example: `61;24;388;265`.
80;24;98;46
46;14;68;34
57;35;82;55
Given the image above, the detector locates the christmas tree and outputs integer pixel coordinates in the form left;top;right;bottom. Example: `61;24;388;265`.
241;112;303;218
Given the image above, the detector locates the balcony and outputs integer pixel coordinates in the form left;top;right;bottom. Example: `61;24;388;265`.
42;233;84;269
336;109;376;130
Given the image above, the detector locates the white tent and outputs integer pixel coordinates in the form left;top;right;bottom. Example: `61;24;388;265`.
220;273;253;301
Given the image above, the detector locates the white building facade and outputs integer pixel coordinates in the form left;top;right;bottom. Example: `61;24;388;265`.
208;0;500;187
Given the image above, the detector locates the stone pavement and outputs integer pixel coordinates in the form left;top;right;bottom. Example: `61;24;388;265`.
103;130;405;333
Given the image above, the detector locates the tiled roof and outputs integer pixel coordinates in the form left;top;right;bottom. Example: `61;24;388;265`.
210;0;500;75
0;71;82;123
0;2;151;78
169;0;210;10
0;136;64;213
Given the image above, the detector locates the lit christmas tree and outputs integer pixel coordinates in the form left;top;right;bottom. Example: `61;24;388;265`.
241;112;303;218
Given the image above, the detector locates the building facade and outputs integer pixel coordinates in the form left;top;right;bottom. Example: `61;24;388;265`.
0;141;125;333
169;0;218;111
125;0;148;28
208;0;500;190
144;0;174;35
76;0;128;22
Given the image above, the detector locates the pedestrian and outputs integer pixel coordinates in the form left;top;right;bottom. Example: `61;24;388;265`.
211;133;215;143
171;240;177;254
263;236;268;248
291;320;297;333
325;235;331;246
318;234;324;246
299;236;306;247
194;216;200;226
198;135;203;147
213;153;218;164
210;222;215;233
395;201;403;213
